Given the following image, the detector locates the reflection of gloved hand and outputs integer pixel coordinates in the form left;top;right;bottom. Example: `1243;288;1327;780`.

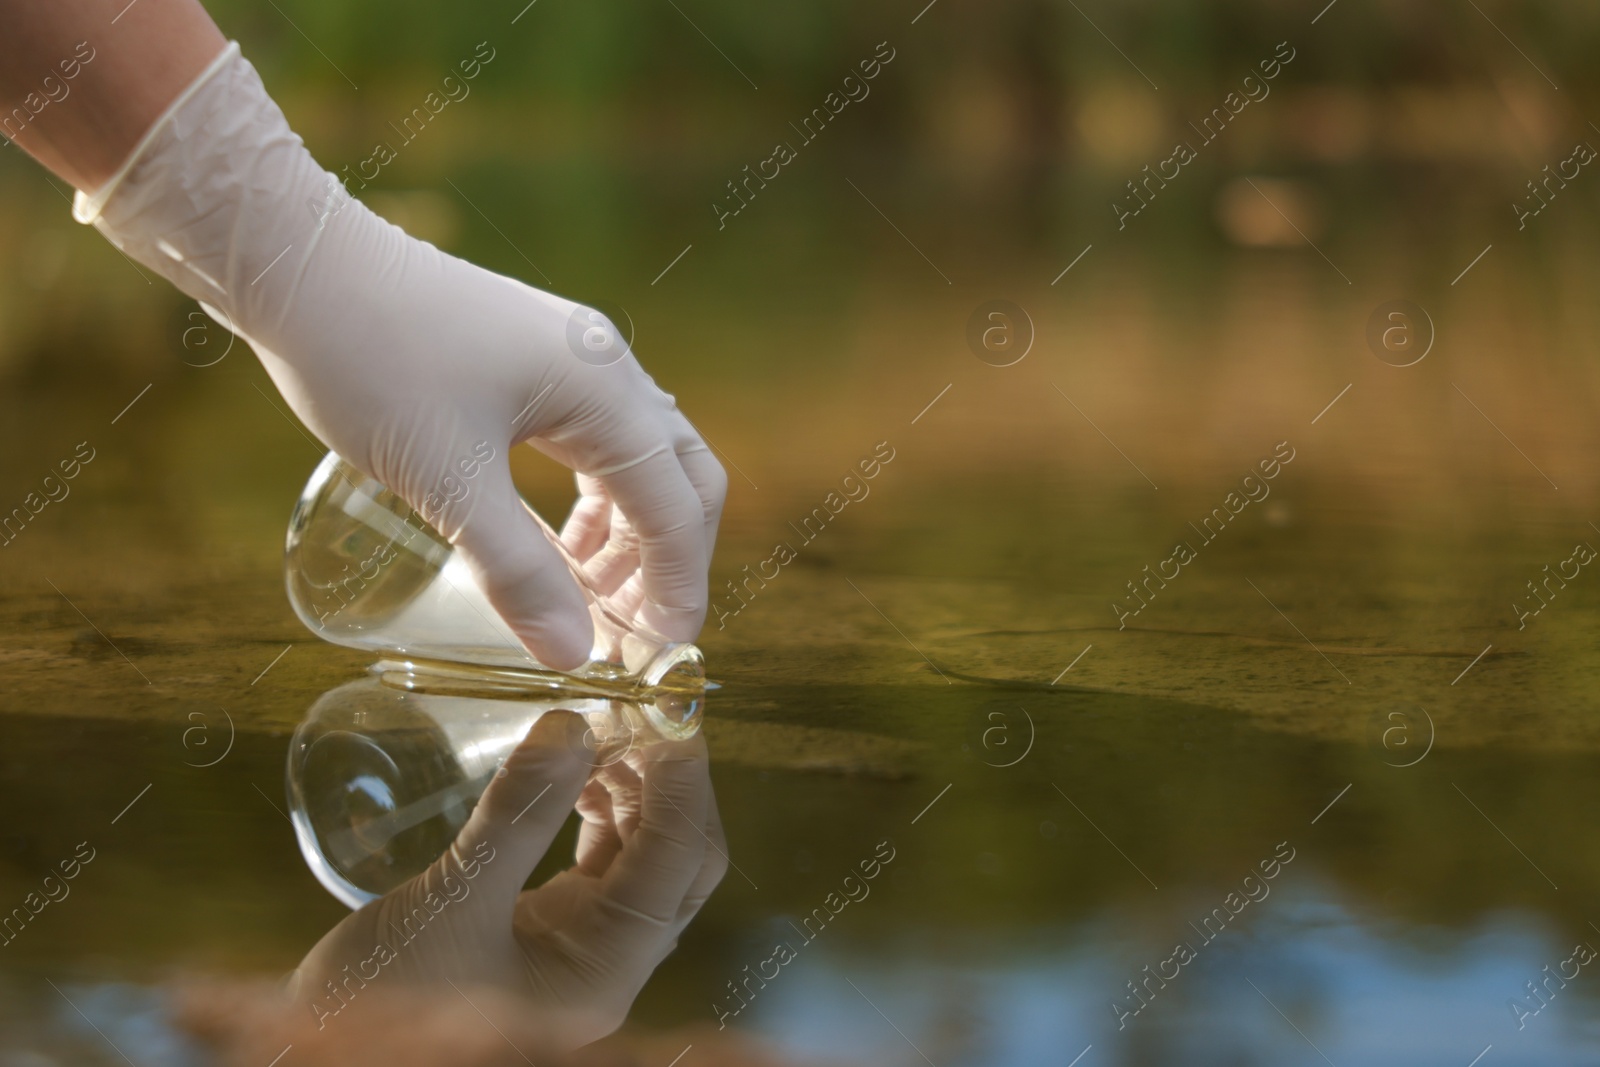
289;711;726;1052
74;43;724;669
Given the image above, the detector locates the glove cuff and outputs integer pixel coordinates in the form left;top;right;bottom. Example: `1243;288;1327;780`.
70;41;240;227
69;40;343;334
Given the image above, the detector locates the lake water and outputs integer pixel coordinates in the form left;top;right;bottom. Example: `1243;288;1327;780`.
2;183;1600;1065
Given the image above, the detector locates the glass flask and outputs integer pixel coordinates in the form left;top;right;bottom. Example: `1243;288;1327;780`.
288;671;704;908
284;451;704;694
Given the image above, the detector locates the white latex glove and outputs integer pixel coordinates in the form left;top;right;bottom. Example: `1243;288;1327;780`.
288;711;727;1052
72;43;726;669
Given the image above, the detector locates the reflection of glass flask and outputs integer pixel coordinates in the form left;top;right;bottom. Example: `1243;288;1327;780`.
288;671;703;908
284;452;704;692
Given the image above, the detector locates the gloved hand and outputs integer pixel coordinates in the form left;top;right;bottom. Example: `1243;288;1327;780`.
73;43;725;669
288;710;727;1052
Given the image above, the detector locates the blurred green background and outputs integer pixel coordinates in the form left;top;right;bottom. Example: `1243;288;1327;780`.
4;1;1600;1063
3;0;1599;734
3;0;1600;380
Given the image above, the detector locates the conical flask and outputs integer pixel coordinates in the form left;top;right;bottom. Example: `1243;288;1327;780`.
287;671;703;908
284;452;704;692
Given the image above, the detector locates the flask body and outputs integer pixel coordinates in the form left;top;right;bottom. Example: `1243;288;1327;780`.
284;451;703;690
